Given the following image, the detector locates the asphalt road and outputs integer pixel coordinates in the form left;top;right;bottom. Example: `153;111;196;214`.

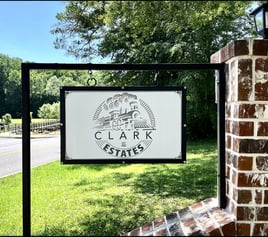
0;135;60;178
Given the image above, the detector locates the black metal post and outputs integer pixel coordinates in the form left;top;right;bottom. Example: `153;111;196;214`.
21;64;31;236
217;63;226;209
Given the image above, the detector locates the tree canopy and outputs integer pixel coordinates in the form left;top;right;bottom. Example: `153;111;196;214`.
51;1;256;139
52;1;254;64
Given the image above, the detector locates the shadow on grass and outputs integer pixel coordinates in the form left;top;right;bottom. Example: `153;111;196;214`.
36;225;67;236
104;139;218;200
75;147;217;235
78;194;167;236
38;140;217;236
36;193;158;236
133;157;217;200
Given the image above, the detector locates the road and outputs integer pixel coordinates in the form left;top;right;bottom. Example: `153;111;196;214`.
0;135;60;178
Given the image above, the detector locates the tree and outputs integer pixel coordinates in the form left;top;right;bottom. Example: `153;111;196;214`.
30;69;89;117
52;1;256;138
52;1;255;62
0;54;22;118
0;53;95;118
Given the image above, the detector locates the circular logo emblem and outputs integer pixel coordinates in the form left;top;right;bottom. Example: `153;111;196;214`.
93;92;156;158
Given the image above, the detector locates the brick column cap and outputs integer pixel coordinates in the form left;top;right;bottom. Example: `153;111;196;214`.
210;39;268;63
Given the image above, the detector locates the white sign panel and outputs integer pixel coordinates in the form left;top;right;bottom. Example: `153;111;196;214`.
60;87;186;164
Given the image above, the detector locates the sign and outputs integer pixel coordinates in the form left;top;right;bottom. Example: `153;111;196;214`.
60;86;186;164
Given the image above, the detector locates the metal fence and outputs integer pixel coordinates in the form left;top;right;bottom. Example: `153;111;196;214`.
30;119;60;133
0;119;60;134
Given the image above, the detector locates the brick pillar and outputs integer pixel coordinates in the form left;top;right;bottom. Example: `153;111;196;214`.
211;40;268;236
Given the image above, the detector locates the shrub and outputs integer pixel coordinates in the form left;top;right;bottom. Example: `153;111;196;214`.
37;102;60;119
1;113;12;124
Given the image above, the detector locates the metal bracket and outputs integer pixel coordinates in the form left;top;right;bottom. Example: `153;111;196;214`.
87;70;97;86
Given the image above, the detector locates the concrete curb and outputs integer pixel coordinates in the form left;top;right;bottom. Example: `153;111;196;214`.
0;132;60;139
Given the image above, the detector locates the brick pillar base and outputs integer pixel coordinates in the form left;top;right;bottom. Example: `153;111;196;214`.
211;39;268;236
122;198;235;236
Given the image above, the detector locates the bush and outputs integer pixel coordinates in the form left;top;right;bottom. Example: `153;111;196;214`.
37;102;60;119
1;113;12;124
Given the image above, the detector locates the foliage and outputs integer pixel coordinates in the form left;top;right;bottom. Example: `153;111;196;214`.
0;54;22;117
51;1;255;63
1;113;12;124
38;102;60;119
51;1;255;139
0;53;91;118
30;69;89;117
0;139;217;236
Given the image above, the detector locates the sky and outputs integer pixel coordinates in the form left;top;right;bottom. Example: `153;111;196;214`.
0;1;84;63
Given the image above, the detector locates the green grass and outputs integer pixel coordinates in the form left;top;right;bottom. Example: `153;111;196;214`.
0;139;217;236
11;118;55;124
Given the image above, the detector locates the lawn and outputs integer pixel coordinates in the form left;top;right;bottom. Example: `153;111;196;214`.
11;118;56;124
0;139;217;236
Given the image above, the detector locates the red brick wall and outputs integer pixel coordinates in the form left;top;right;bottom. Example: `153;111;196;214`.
211;39;268;236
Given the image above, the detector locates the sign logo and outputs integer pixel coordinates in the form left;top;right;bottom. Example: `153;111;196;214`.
93;92;156;158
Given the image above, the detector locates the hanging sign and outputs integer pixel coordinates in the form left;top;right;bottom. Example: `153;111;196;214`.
60;86;186;164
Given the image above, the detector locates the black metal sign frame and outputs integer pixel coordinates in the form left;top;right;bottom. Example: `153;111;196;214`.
60;86;186;164
21;62;226;236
